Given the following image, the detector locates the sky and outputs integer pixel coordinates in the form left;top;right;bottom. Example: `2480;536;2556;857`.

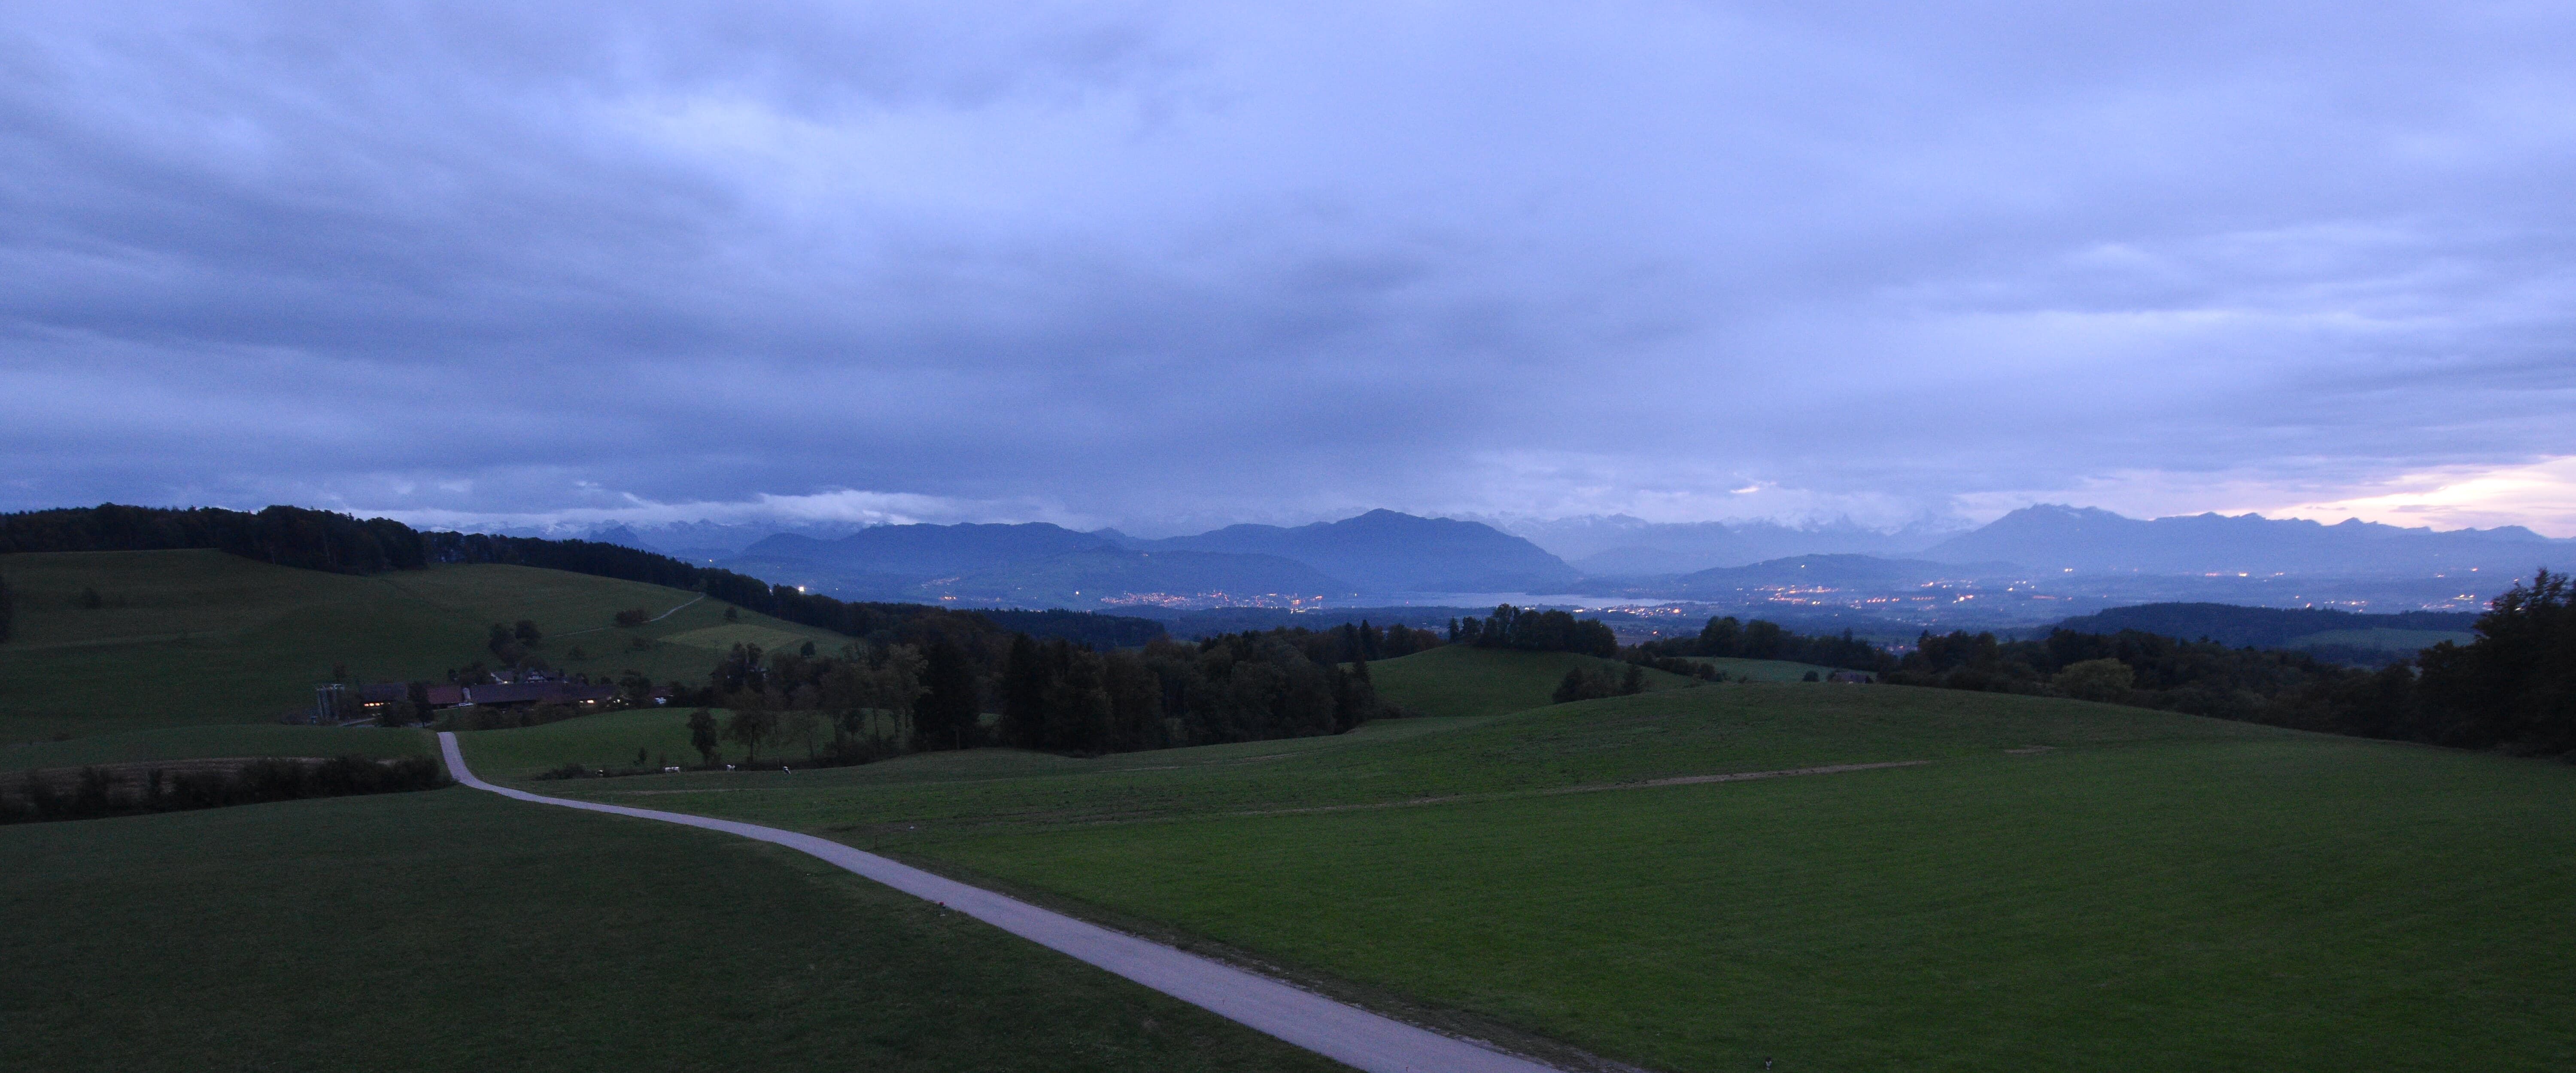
4;2;2573;537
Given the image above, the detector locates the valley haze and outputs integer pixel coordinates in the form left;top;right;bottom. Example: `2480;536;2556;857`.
470;504;2575;635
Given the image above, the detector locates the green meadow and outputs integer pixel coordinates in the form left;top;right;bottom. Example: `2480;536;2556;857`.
0;786;1340;1073
486;673;2273;834
17;560;2576;1073
488;650;2576;1072
912;737;2576;1072
1366;642;1698;717
1;724;432;770
1686;655;1849;681
0;549;846;738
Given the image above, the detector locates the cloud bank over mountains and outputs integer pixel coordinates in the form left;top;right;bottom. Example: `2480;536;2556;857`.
4;2;2573;533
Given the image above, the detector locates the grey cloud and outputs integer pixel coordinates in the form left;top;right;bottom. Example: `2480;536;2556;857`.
3;1;2573;530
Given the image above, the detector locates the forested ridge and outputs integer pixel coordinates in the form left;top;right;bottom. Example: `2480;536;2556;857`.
0;503;427;572
12;504;2567;760
3;504;1407;760
1615;587;2572;758
0;503;1162;650
1882;571;2576;756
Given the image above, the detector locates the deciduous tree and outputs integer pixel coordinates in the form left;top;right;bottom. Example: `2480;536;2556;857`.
726;708;779;763
687;709;720;766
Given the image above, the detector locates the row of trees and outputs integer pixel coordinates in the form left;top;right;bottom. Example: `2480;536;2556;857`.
1450;605;1619;657
1631;616;1895;671
1012;631;1387;751
2;755;449;824
692;636;980;758
658;622;1402;766
1555;664;1648;703
1884;570;2576;756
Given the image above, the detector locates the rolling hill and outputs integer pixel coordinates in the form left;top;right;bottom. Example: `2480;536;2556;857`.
1364;643;1699;718
500;677;2576;1072
0;549;851;738
0;786;1334;1072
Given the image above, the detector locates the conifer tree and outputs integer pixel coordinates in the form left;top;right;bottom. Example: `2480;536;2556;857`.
918;638;980;751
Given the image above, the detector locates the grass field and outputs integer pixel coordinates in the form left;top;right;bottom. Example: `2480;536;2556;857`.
0;550;848;739
19;554;2574;1073
489;671;2576;1072
1364;643;1698;717
917;738;2576;1072
0;787;1342;1073
501;682;2287;840
1686;655;1850;681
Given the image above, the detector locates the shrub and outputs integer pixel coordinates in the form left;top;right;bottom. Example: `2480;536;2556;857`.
2053;658;2136;703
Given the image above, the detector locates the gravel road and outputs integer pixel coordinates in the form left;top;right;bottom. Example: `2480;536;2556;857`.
437;732;1563;1073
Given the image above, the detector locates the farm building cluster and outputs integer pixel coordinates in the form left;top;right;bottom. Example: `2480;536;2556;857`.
307;674;649;724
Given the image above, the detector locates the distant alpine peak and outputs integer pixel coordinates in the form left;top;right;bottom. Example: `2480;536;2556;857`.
1932;503;2572;574
2002;503;2130;522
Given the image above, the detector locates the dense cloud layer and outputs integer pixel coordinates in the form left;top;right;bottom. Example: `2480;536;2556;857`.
5;2;2572;533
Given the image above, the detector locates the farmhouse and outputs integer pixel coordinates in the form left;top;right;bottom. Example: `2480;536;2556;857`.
355;678;619;716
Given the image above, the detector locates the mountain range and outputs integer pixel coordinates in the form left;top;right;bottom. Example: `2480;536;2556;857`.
1916;505;2568;576
1127;510;1580;592
1665;554;2003;597
1500;515;1961;575
684;509;1578;607
542;504;2573;612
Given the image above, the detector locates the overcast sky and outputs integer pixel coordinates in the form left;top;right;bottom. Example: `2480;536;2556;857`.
5;1;2573;536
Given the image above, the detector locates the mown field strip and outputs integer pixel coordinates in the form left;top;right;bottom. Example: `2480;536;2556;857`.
1239;759;1934;817
437;733;1571;1073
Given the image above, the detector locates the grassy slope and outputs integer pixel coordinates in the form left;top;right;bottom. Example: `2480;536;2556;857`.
921;740;2576;1072
0;549;848;738
1;724;431;770
457;709;1509;829
1365;643;1697;718
1686;655;1848;681
501;673;2575;1071
453;706;902;778
509;681;2282;838
459;708;721;777
0;787;1341;1073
